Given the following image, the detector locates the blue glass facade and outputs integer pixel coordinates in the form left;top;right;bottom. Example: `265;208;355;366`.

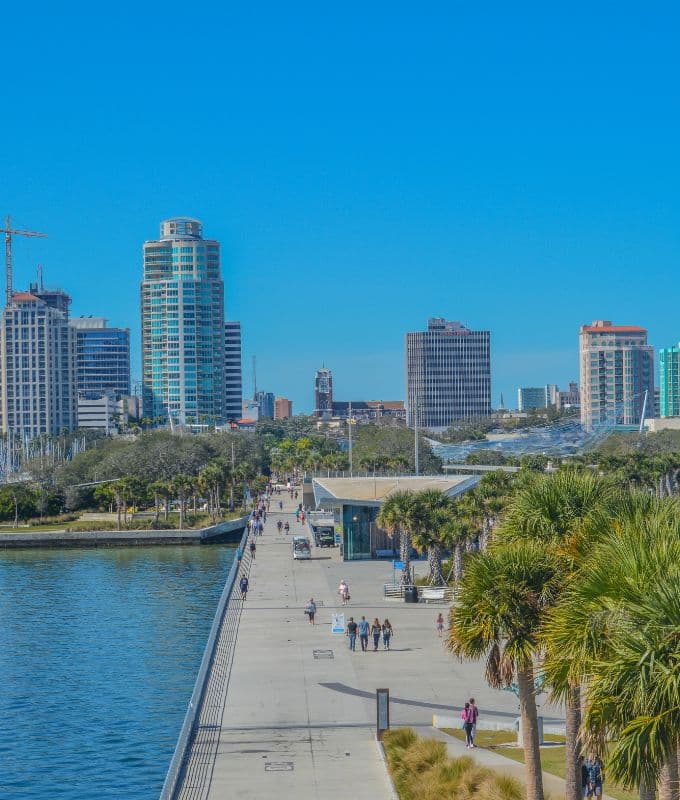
72;323;130;396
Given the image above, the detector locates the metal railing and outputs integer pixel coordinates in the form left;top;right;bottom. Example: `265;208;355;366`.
383;583;458;602
159;525;250;800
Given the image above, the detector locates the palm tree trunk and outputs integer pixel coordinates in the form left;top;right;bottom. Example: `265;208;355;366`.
400;529;412;586
179;494;185;529
565;683;582;800
116;494;122;531
517;662;545;800
659;742;679;800
453;543;463;583
427;543;444;585
640;780;656;800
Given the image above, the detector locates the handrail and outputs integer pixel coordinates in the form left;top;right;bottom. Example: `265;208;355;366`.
159;524;249;800
383;583;459;602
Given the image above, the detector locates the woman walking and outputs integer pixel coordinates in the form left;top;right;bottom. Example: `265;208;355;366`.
435;612;445;637
382;619;393;650
338;580;349;606
371;618;382;651
461;702;475;748
304;597;316;625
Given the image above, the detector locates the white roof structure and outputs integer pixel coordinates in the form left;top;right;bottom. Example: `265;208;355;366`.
312;475;479;507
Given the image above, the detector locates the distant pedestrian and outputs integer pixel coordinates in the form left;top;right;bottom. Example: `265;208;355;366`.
294;491;298;500
239;575;249;600
346;617;357;651
284;521;290;534
371;618;382;651
468;698;478;744
358;616;370;652
279;500;283;511
461;702;474;748
382;619;393;650
249;540;256;559
338;580;349;606
436;612;445;637
305;597;317;625
584;754;604;797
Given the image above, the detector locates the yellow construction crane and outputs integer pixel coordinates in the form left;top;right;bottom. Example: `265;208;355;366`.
0;215;48;306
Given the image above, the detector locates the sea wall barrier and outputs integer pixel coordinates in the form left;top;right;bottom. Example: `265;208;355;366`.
0;516;249;549
160;524;251;800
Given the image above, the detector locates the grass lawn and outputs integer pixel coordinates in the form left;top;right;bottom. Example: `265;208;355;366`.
441;729;637;800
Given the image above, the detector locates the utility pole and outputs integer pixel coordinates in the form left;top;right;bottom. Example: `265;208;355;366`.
414;398;419;476
348;402;353;478
1;216;48;306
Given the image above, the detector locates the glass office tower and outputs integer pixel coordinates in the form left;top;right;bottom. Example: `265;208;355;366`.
141;218;225;425
70;317;130;396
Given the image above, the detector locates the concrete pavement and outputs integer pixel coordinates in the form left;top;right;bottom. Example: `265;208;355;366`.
193;489;566;799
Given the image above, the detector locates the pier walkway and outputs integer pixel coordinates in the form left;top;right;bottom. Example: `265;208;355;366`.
179;490;563;799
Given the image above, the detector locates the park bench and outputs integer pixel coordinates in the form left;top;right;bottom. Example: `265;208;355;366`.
419;586;457;603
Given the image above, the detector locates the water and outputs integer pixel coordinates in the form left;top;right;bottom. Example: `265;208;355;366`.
0;545;236;799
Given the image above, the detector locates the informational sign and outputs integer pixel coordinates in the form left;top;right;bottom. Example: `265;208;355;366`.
376;688;390;739
393;560;404;571
334;532;342;547
331;613;345;634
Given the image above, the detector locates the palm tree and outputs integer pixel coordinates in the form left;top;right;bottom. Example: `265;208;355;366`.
447;541;560;800
543;503;680;800
170;474;194;529
377;491;415;586
407;489;451;585
497;469;614;800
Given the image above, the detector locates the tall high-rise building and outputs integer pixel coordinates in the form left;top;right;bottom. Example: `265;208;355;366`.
274;396;293;419
0;288;77;437
517;386;549;412
254;391;275;419
659;345;680;418
405;318;491;428
579;320;654;431
70;317;130;396
141;218;225;425
224;321;242;421
315;367;333;418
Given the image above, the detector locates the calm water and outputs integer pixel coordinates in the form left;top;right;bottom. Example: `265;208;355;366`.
0;545;236;799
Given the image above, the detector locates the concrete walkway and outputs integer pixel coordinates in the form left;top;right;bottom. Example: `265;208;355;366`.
199;489;567;799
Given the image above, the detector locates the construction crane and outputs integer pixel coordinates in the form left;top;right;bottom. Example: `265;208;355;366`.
0;215;48;307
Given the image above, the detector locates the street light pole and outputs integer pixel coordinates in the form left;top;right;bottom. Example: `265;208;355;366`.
348;402;353;477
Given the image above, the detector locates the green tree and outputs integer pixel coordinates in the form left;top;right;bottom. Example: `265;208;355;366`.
170;474;194;529
447;542;560;800
406;489;451;585
377;491;415;586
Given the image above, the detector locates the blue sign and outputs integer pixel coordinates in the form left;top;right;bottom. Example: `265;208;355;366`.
393;560;404;570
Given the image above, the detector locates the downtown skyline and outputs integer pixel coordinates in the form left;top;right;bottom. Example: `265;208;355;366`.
2;5;679;414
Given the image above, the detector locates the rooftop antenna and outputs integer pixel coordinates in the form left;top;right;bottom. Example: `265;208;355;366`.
37;264;44;290
252;355;257;400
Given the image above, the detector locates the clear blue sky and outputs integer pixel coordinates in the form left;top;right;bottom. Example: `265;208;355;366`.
2;3;679;413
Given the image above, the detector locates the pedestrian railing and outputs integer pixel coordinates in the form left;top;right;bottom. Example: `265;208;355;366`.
160;525;251;800
383;583;459;602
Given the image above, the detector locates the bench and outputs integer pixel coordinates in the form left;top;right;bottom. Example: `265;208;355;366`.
420;587;447;603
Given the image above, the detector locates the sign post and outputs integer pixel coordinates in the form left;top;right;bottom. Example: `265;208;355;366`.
331;613;346;634
376;688;390;740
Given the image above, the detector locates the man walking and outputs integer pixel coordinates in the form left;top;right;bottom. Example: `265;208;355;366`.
239;575;249;600
358;616;370;652
346;617;358;651
468;698;479;746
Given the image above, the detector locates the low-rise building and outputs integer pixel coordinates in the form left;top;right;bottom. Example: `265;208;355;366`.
77;390;117;433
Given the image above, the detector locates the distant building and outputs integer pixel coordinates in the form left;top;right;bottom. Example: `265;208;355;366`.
315;367;333;418
254;391;275;419
141;217;225;425
405;318;491;428
274;396;293;419
331;400;405;421
659;345;680;417
517;387;549;412
556;382;580;410
77;390;117;433
0;288;77;437
70;317;130;397
579;320;654;431
224;321;242;421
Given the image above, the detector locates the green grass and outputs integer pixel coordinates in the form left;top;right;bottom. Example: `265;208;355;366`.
441;728;637;800
0;510;245;533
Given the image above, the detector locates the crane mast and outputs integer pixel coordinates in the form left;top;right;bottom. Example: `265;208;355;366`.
1;216;48;306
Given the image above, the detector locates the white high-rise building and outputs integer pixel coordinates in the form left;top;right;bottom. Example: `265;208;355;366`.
405;318;491;429
0;288;77;437
141;218;226;425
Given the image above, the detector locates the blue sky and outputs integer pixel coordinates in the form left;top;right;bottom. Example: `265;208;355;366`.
2;3;679;413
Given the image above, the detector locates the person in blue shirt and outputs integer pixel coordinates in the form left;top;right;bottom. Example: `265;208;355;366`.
358;616;370;652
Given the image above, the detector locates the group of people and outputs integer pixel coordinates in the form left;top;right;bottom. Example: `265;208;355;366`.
581;755;604;798
460;698;479;748
345;616;393;651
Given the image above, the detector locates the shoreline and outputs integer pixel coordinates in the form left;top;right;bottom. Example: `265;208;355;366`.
0;515;249;549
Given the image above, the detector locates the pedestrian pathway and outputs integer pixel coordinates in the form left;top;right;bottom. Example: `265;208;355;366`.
192;487;567;799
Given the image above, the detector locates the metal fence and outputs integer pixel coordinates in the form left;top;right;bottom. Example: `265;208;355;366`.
383;583;458;603
159;525;250;800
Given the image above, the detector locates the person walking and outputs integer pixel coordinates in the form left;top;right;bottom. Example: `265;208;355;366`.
358;616;370;652
278;500;283;511
468;698;478;746
239;575;249;600
371;618;382;651
461;702;474;748
249;539;256;559
338;580;349;606
436;612;445;637
304;597;316;625
382;619;393;650
346;617;357;651
584;754;604;797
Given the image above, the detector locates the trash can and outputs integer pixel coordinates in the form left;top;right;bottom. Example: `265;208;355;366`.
404;586;419;603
